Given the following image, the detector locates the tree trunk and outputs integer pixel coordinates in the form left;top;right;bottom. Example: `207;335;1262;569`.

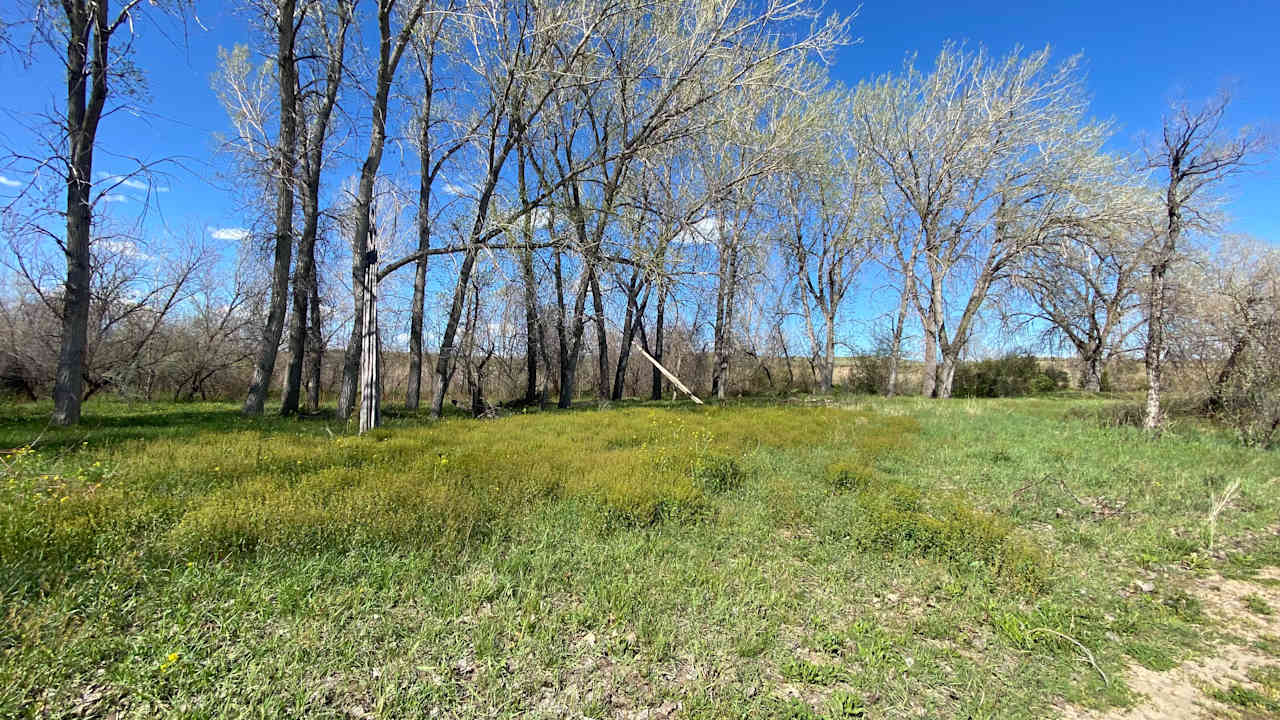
335;239;367;420
712;244;739;400
430;246;478;417
306;274;323;412
52;2;111;426
521;246;539;403
406;76;434;410
281;188;318;416
1080;351;1104;393
358;254;381;433
243;0;299;417
920;323;937;398
651;285;666;401
589;268;609;401
612;273;644;401
1144;187;1180;430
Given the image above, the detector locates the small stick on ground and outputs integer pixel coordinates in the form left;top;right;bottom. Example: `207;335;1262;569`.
1029;627;1108;686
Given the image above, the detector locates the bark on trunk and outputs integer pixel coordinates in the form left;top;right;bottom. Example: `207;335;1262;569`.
243;0;299;417
430;246;478;417
589;269;609;401
650;285;666;401
306;277;322;412
52;1;111;426
1144;186;1180;430
1080;352;1103;393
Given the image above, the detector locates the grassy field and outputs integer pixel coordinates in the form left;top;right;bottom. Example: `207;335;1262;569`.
1;395;1278;718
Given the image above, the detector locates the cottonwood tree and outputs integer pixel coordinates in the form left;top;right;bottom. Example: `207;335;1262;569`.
779;95;879;392
333;0;428;422
1010;217;1152;391
859;44;1129;397
3;0;188;424
279;0;355;416
1141;93;1266;430
230;0;303;416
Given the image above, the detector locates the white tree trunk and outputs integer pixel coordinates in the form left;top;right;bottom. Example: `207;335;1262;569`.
359;254;381;434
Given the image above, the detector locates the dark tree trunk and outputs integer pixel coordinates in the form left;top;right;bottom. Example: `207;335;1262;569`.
650;285;666;401
611;273;644;401
406;56;435;410
589;268;609;401
306;273;323;412
430;247;478;418
1080;351;1104;393
53;1;110;426
244;0;299;417
712;244;739;400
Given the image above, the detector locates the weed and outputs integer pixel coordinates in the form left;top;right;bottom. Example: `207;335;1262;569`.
1209;684;1280;713
1244;593;1274;616
826;690;867;718
780;657;846;686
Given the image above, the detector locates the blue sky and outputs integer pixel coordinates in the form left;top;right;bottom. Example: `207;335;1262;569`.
1;0;1276;254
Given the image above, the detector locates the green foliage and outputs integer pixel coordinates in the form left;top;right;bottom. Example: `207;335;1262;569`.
846;477;1048;590
952;353;1068;398
692;454;745;494
1209;684;1280;713
826;690;867;718
825;460;875;491
780;656;846;685
1244;593;1274;616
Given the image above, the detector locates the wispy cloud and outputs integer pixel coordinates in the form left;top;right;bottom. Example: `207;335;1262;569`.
0;175;20;188
100;194;129;204
95;172;150;191
96;239;152;260
208;226;250;241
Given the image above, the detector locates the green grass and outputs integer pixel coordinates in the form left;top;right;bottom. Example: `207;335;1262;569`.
1;395;1278;718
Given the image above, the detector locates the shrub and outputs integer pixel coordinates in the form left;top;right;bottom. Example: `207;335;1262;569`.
952;353;1068;398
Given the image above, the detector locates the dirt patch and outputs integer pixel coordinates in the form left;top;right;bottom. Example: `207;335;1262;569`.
1059;568;1280;719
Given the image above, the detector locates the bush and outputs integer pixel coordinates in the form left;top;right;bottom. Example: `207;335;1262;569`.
952;353;1069;398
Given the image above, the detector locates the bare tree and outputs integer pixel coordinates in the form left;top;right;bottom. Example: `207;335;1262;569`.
3;0;188;424
279;0;355;416
334;0;428;422
1010;221;1151;391
1141;93;1266;429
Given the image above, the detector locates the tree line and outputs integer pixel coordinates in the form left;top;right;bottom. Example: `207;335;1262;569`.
1;0;1273;439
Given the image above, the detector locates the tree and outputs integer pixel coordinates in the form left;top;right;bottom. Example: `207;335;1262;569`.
859;45;1127;397
279;0;354;416
1010;221;1151;391
779;97;878;393
2;0;187;424
238;0;302;416
333;0;428;423
1141;93;1266;430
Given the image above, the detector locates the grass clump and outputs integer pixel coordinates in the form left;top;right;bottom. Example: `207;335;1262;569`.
1209;684;1280;714
1244;593;1274;616
780;656;846;685
846;476;1048;590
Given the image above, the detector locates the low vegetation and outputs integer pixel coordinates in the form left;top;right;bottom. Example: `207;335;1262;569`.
2;395;1278;718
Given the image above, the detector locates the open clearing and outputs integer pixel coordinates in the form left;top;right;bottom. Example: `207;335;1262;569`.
2;396;1279;719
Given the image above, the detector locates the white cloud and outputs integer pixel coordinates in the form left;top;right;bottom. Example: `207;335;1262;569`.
442;182;467;197
0;175;20;188
394;332;409;345
208;226;251;241
100;194;129;203
674;216;720;246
